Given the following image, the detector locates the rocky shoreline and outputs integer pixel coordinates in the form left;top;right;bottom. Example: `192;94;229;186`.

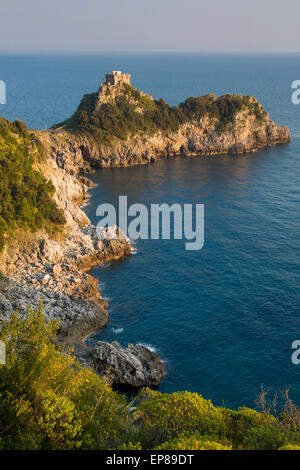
0;140;166;386
0;149;131;337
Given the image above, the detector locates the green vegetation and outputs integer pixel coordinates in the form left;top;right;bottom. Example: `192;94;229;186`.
0;118;65;252
53;84;267;146
1;305;300;450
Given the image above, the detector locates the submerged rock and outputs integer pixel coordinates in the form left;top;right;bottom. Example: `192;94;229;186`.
93;341;165;387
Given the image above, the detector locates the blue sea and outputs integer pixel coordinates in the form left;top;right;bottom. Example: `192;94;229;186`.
0;53;299;409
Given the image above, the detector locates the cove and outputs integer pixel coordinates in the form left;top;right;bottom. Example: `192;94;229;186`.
84;148;300;410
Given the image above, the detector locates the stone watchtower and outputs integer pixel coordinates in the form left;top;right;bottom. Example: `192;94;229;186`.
95;71;153;112
104;71;131;86
95;71;132;110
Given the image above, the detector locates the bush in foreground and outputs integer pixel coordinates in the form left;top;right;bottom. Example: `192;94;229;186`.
0;304;127;449
0;305;300;450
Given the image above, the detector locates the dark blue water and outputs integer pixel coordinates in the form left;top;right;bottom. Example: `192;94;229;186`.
0;53;299;409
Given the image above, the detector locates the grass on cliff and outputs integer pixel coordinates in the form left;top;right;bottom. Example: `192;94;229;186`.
0;305;300;450
0;118;66;252
52;83;267;147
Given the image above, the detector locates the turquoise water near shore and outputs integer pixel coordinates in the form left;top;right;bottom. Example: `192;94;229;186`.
0;53;299;408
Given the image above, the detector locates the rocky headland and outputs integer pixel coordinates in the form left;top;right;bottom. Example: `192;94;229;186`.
47;70;290;171
0;71;291;387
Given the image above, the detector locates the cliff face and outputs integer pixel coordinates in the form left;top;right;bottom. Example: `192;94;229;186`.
0;138;132;342
46;106;290;173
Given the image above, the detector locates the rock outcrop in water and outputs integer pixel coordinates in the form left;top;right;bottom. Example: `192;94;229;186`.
93;341;165;387
0;226;131;341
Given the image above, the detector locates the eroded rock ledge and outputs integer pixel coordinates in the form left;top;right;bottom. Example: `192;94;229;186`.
0;226;131;341
35;116;290;175
93;341;165;388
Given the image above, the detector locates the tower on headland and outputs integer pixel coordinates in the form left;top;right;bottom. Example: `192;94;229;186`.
95;71;153;111
95;70;132;110
104;71;131;87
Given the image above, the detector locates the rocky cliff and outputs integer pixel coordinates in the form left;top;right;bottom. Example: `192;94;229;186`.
0;140;131;341
46;112;290;171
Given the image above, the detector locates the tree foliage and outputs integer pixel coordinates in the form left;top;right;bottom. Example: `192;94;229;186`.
0;118;65;252
0;303;127;449
0;306;299;450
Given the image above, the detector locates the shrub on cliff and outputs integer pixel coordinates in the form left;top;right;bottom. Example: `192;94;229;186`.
0;305;299;450
0;118;65;251
0;303;127;449
130;389;300;451
155;435;232;450
130;388;228;449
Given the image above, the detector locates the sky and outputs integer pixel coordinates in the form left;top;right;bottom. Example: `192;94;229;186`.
1;0;300;53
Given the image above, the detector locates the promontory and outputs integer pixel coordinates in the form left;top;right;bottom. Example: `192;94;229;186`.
44;70;290;173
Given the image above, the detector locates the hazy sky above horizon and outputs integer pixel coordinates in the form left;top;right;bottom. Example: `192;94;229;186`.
1;0;300;53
